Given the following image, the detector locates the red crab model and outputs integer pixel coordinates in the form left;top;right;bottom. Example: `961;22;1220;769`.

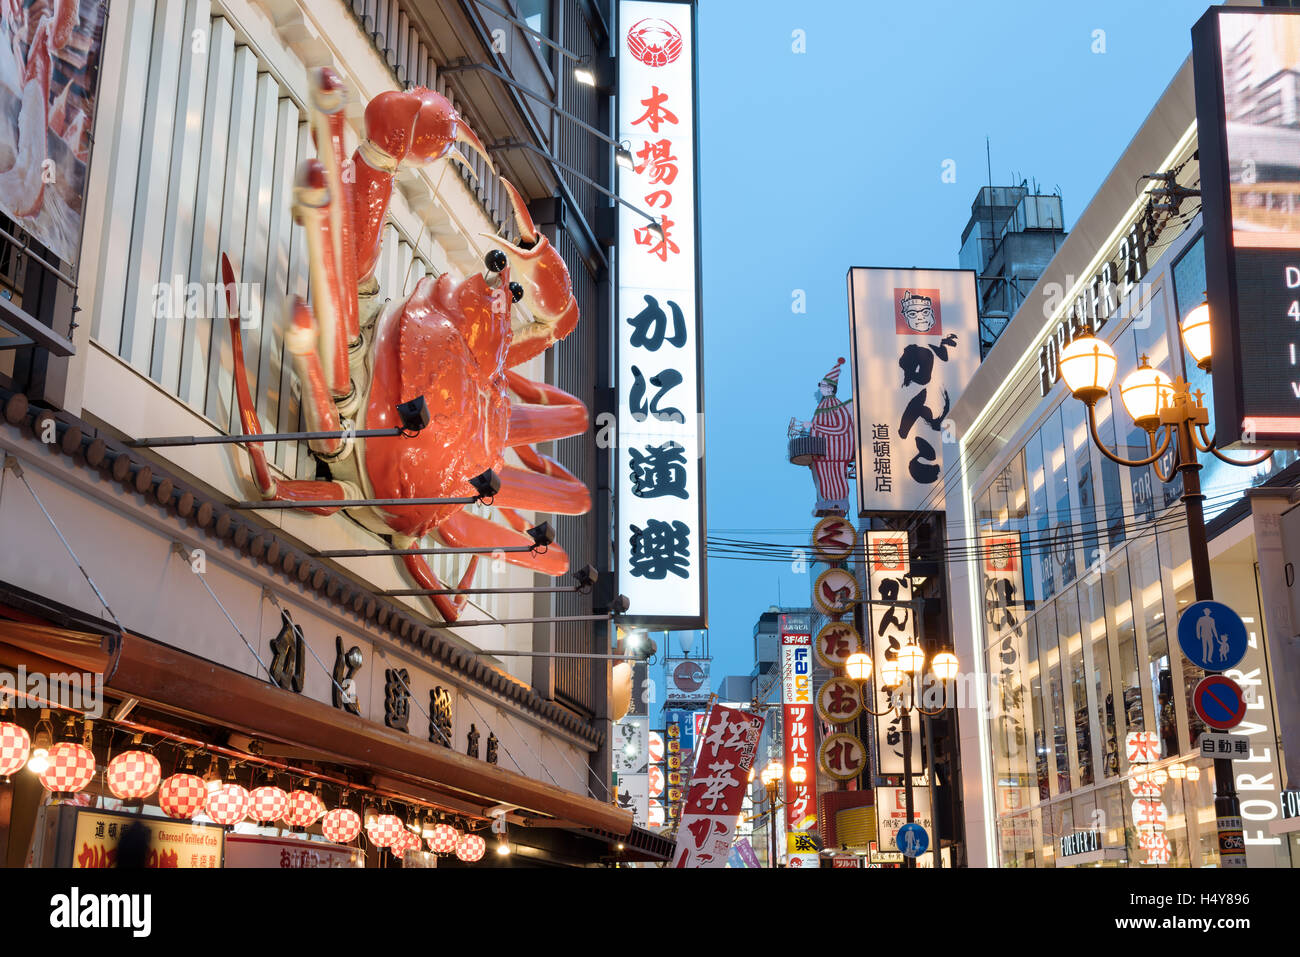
224;68;589;622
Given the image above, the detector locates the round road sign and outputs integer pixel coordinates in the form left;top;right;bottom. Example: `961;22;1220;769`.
1177;600;1249;672
1193;675;1248;731
897;822;929;858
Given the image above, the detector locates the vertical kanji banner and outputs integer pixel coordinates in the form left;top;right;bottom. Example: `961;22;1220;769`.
847;268;980;513
780;629;815;831
672;704;764;868
866;530;923;776
616;0;706;628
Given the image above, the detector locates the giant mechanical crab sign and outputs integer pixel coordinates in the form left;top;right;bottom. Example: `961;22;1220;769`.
223;69;590;622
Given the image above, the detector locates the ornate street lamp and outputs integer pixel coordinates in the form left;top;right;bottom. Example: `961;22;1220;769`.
1061;310;1272;869
755;760;804;868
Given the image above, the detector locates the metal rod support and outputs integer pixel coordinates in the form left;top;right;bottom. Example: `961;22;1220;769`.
445;61;615;145
382;585;582;596
316;544;536;558
233;496;479;510
490;139;659;225
426;613;612;629
472;650;637;660
128;427;411;448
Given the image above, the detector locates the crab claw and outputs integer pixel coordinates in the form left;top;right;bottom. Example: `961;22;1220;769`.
488;179;580;368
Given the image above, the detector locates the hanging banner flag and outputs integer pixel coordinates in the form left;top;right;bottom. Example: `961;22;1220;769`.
780;627;815;830
847;268;980;512
672;704;764;868
616;0;706;628
866;530;923;776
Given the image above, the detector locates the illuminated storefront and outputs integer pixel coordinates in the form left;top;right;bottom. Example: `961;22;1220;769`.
946;48;1297;868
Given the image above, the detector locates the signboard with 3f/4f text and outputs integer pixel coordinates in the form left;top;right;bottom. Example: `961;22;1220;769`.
781;629;816;830
672;704;763;868
616;0;706;626
847;268;980;511
1194;7;1300;448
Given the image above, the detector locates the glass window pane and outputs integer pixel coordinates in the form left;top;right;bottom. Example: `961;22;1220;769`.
1104;554;1145;745
1131;539;1176;759
1036;604;1070;795
1058;587;1092;788
1025;615;1050;801
1082;575;1119;778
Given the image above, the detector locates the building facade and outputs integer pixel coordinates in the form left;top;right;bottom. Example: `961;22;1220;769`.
0;0;672;867
946;50;1299;869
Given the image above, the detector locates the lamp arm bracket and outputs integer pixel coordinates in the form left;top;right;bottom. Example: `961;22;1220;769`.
1150;428;1179;484
1088;402;1171;467
1207;444;1274;467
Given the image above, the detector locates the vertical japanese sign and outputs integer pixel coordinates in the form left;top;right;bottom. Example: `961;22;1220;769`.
0;1;108;267
617;0;706;628
866;531;923;776
780;629;815;830
847;269;980;512
672;704;764;868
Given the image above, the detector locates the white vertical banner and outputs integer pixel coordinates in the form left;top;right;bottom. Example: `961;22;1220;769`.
847;269;980;513
866;530;923;776
616;1;706;628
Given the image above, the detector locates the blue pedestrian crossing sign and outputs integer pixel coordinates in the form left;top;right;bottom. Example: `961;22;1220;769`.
1177;601;1248;672
897;822;928;858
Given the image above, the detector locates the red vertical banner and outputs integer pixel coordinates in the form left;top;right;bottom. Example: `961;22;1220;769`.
672;704;765;868
781;631;815;831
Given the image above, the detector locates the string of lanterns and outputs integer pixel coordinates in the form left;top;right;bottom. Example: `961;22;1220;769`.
0;703;496;863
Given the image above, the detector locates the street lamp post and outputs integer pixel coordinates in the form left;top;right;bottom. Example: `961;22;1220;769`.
1058;300;1271;868
755;760;806;867
848;646;958;868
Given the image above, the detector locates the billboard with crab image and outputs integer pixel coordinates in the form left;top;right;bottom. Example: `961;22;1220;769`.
0;0;107;267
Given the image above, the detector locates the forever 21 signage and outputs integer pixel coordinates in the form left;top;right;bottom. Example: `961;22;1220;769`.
1036;219;1148;396
1058;828;1102;859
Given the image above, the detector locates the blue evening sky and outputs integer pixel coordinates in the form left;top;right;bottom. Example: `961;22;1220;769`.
692;0;1218;688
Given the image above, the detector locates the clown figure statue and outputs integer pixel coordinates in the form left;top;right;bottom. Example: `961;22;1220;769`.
798;357;855;516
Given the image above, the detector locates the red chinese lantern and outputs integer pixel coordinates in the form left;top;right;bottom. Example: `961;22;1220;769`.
106;750;161;800
0;722;30;780
283;789;325;828
321;808;362;843
158;773;206;819
455;833;486;863
38;742;95;793
205;782;249;827
365;813;403;848
248;785;288;824
391;828;420;857
427;823;460;854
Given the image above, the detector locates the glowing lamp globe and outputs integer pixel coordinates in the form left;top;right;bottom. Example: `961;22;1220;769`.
455;833;486;862
1168;763;1186;780
844;652;872;682
0;722;30;780
1119;359;1172;432
38;742;95;793
158;773;207;819
284;789;325;828
205;782;250;827
789;765;808;785
366;813;404;848
321;808;362;844
106;750;162;801
1186;766;1201;782
1180;301;1211;370
931;651;960;682
760;761;783;788
880;662;905;689
1150;767;1168;787
428;823;460;854
898;643;925;674
1058;335;1117;403
247;785;289;824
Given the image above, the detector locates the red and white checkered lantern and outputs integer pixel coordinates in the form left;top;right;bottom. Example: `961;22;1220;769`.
391;828;421;857
248;785;288;824
106;750;161;800
283;789;325;828
427;823;460;854
158;773;206;819
365;813;404;848
205;782;250;827
455;833;486;863
321;808;362;844
38;742;95;793
0;722;30;779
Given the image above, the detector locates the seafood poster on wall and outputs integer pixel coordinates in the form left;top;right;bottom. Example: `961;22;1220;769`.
0;0;107;266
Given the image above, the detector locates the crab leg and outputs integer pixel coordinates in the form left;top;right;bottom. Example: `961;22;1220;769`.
399;549;479;623
293;160;351;400
437;511;570;577
285;299;345;457
494;449;591;515
221;255;347;511
309;69;360;347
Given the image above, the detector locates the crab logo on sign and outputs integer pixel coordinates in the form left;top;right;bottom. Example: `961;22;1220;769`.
627;18;682;67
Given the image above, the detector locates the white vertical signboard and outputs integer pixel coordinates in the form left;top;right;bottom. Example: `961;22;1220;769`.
866;531;923;776
616;1;706;628
847;269;980;513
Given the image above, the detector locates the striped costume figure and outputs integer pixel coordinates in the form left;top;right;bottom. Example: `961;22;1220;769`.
804;358;854;516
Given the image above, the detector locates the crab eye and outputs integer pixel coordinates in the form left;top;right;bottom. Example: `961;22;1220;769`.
484;249;507;273
509;282;524;303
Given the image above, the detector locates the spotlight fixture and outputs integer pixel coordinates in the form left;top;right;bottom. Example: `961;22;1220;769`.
572;564;599;592
526;522;555;550
396;396;431;434
610;594;630;615
469;468;501;500
26;708;52;775
645;220;665;241
572;54;615;93
615;142;635;171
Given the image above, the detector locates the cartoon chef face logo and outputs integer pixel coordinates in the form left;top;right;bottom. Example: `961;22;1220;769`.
895;288;942;335
627;17;682;67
